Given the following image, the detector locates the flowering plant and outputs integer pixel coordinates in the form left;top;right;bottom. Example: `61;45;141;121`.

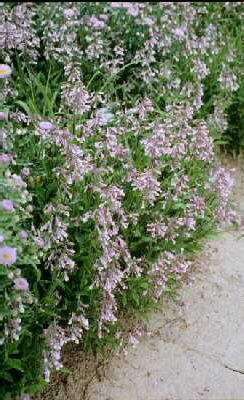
0;2;243;399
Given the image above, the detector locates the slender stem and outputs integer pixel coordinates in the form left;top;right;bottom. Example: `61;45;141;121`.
87;70;103;89
100;61;140;92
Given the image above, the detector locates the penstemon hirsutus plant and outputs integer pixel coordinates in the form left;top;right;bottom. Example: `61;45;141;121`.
0;2;243;399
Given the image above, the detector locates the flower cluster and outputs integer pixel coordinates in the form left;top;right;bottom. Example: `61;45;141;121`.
0;141;39;345
0;3;40;62
43;311;88;382
209;166;235;224
150;251;190;299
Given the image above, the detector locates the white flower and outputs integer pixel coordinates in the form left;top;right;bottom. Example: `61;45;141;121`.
96;107;114;125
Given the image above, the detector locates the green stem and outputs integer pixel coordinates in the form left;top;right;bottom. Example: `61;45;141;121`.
87;70;103;90
100;61;140;93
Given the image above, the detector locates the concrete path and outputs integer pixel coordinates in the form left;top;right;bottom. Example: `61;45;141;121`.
87;159;244;400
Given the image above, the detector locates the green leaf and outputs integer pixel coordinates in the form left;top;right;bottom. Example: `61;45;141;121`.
15;100;32;116
0;371;14;382
5;358;24;372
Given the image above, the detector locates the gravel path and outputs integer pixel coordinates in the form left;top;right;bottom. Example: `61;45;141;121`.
87;158;244;400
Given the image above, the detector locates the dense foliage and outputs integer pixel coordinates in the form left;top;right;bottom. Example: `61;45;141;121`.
0;2;243;399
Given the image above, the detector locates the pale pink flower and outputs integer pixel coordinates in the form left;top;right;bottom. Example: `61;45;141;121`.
0;111;8;121
0;246;17;266
63;8;75;19
173;26;186;39
142;17;155;26
126;3;139;17
0;153;12;166
35;238;45;248
1;199;14;212
110;2;124;8
99;14;109;21
38;121;53;131
19;230;28;241
11;174;26;188
14;277;29;291
89;16;105;29
147;222;168;238
21;167;30;177
20;394;31;400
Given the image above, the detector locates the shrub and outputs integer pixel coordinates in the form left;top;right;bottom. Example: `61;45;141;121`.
0;2;242;399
